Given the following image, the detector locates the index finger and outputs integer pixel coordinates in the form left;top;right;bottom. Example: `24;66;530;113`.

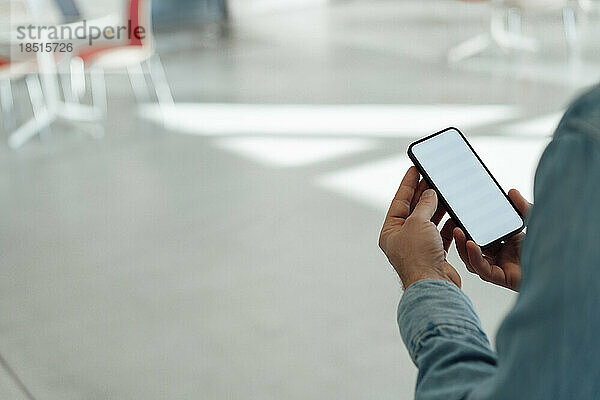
386;166;420;219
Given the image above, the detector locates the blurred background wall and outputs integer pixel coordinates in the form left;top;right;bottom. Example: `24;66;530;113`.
154;0;227;26
228;0;328;16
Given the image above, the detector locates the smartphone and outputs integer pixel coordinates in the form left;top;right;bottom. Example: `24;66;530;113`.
407;127;524;249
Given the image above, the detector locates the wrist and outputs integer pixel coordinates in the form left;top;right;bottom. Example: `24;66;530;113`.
399;268;457;290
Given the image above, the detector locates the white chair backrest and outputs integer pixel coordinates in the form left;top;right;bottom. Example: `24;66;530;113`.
75;0;122;20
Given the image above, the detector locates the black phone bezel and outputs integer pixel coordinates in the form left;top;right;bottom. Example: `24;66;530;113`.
407;127;525;250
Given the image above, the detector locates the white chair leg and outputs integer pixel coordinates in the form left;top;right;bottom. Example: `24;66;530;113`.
8;75;53;149
69;56;86;102
0;79;17;132
448;1;541;63
507;7;522;35
127;62;151;103
147;55;174;106
448;1;508;63
448;34;492;63
90;66;107;117
26;74;51;140
490;4;538;53
58;57;74;104
147;55;174;127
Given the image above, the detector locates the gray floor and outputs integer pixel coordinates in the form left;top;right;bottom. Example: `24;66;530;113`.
1;1;599;399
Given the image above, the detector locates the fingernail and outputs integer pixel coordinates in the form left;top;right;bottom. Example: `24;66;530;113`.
422;189;435;199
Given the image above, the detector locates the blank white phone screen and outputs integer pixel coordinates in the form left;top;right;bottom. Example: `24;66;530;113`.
410;129;522;247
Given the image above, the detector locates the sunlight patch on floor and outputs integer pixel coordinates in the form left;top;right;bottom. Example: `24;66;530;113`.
499;112;563;137
213;137;376;167
140;103;519;137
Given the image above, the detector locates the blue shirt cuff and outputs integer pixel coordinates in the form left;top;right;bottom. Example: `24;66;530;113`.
398;279;487;362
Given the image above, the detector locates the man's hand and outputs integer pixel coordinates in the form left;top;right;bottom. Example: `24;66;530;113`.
379;166;461;289
453;189;531;292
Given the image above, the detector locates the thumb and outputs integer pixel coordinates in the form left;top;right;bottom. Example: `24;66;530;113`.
411;189;438;221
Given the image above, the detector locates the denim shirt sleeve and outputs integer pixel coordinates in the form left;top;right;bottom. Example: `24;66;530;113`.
398;280;497;400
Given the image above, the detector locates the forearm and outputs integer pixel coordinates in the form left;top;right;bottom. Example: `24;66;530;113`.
398;280;497;400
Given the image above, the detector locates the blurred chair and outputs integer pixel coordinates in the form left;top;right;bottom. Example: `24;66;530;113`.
578;0;600;12
0;59;47;142
0;0;49;145
70;0;174;120
448;0;579;62
1;0;113;148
